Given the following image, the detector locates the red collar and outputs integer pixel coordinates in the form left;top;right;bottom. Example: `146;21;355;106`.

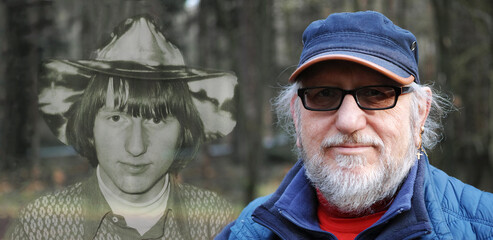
316;189;391;239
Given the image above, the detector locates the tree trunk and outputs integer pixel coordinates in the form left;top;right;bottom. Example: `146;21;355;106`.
235;0;274;203
0;0;50;171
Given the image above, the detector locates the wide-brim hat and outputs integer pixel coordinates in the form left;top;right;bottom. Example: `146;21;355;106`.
38;15;237;144
289;11;419;85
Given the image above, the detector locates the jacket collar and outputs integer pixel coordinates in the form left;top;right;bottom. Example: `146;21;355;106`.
81;172;113;239
253;154;433;239
79;173;188;239
364;152;433;239
252;160;328;239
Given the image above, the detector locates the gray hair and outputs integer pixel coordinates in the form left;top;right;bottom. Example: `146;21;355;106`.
273;81;453;151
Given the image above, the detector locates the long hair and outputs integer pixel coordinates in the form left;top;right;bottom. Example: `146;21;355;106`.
66;73;204;173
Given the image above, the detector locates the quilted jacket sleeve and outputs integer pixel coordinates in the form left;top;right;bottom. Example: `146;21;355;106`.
425;164;493;239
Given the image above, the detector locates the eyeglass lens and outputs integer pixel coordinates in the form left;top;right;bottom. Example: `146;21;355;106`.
301;86;398;110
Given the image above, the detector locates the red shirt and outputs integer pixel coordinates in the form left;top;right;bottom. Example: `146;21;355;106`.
316;190;388;240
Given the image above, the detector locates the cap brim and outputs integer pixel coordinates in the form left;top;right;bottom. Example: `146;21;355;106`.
289;52;415;85
62;59;227;81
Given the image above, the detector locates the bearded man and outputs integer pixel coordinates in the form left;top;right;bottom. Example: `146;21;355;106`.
218;11;493;239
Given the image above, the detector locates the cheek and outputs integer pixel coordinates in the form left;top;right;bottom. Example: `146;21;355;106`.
150;131;179;152
299;113;332;151
148;121;182;151
93;122;123;158
374;109;413;155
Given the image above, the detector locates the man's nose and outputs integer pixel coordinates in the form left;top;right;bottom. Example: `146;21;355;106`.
334;94;366;134
125;119;147;157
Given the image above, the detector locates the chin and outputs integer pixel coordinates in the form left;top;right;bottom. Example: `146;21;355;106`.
120;186;150;195
118;179;153;195
335;165;373;175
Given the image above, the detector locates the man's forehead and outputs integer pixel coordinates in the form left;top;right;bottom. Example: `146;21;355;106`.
98;105;123;113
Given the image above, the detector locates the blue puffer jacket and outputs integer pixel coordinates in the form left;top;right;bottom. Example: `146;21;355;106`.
217;155;493;239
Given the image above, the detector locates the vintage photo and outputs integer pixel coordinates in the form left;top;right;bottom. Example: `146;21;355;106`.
4;15;237;239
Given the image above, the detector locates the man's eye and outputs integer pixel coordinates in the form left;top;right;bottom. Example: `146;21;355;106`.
145;117;165;125
363;89;384;97
360;87;394;98
110;115;121;122
309;88;339;99
316;88;337;97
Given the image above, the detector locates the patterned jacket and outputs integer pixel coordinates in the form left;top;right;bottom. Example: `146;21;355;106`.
5;173;233;240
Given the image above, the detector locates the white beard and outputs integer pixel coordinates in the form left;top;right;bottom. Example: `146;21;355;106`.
302;132;416;215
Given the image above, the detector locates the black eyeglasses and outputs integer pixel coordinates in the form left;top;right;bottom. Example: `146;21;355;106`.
297;85;414;111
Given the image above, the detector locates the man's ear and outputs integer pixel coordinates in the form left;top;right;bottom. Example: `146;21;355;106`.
415;87;432;147
290;95;302;148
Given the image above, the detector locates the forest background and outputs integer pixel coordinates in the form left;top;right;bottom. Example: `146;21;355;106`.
1;0;493;236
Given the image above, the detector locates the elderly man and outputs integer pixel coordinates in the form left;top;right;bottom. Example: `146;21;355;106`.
218;11;493;239
5;15;236;240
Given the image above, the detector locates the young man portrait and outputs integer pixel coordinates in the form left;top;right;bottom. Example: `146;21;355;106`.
6;15;237;240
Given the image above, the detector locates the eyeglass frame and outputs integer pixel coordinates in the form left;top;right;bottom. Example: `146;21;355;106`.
297;85;414;111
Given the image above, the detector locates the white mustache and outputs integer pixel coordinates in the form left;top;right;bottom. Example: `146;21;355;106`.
320;132;384;149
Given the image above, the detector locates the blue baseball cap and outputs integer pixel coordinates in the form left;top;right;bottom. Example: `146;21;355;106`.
289;11;419;85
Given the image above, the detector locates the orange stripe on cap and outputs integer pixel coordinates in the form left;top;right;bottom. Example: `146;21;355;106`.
289;54;415;85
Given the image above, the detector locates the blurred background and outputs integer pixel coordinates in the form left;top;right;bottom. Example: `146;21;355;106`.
1;0;493;237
